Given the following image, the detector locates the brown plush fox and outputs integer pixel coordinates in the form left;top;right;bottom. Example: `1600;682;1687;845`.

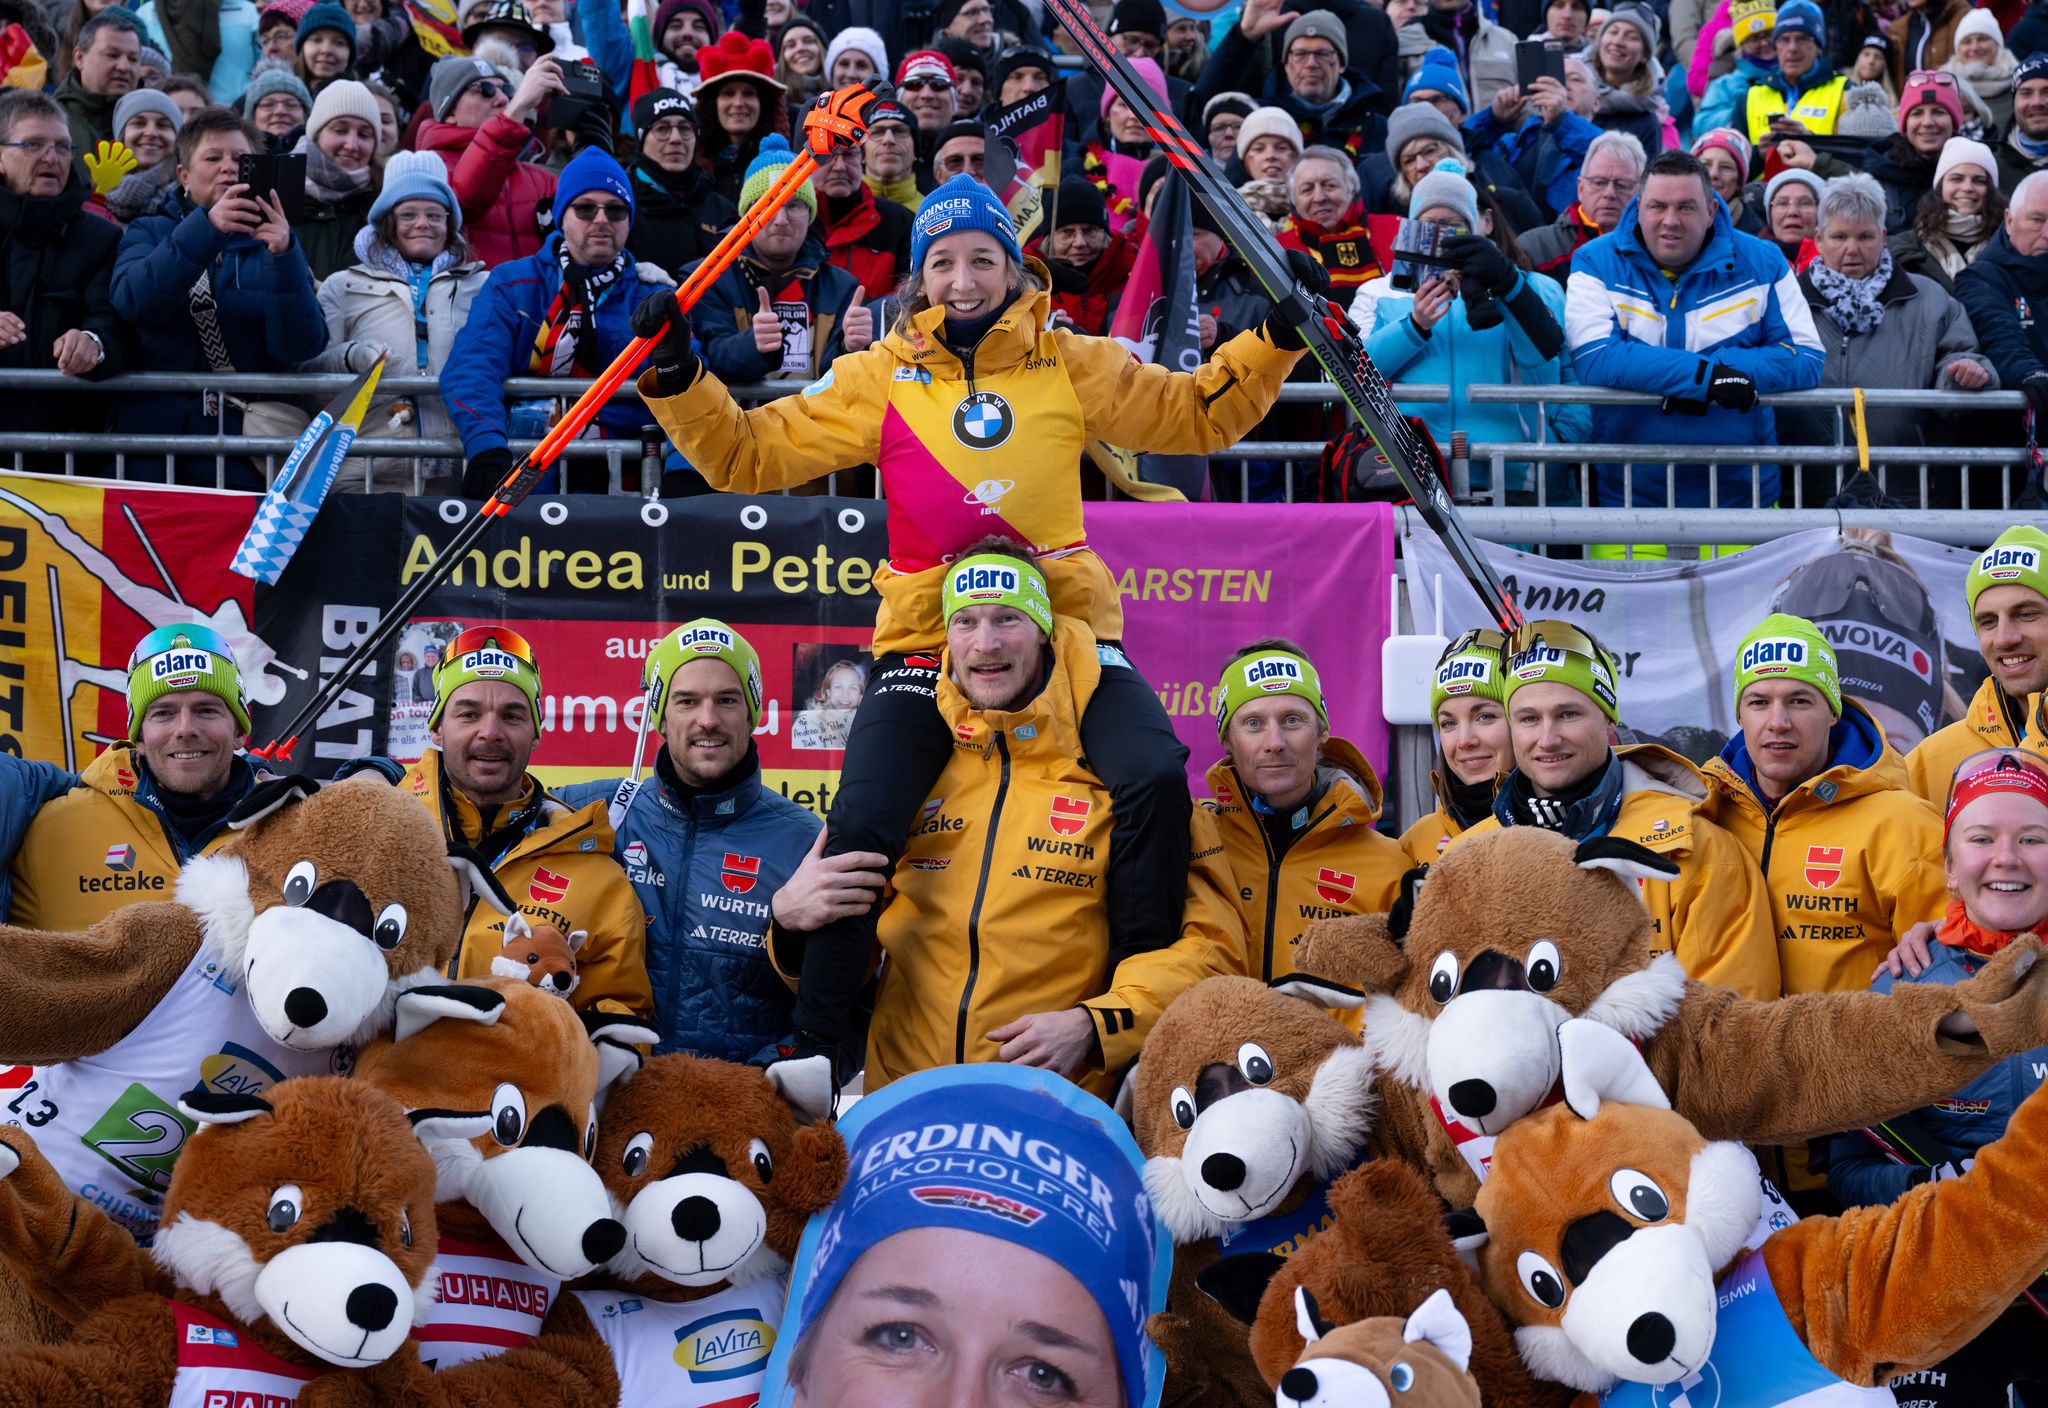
1467;1020;2048;1399
1278;1286;1482;1408
492;912;585;999
0;1077;443;1405
1283;828;2048;1210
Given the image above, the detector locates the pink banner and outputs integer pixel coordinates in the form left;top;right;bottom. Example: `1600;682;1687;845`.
1087;502;1396;791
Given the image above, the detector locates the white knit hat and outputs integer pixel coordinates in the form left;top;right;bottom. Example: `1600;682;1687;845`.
306;78;381;140
1935;135;2001;190
824;25;887;79
1236;105;1304;159
1954;5;2002;48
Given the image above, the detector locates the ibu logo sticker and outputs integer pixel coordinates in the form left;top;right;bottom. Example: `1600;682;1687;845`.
671;1307;775;1382
953;391;1014;449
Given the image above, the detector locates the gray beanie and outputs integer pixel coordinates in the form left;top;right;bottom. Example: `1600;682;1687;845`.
1834;80;1898;138
1603;1;1661;52
1385;101;1467;165
1282;9;1349;67
113;88;185;141
428;55;506;120
1410;155;1479;225
243;65;313;114
1765;166;1824;208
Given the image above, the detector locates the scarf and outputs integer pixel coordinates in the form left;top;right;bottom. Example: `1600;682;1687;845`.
2015;128;2048;162
1953;52;2015;100
1807;247;1892;334
1440;766;1498;830
632;153;706;200
1945;208;1984;243
864;169;921;210
105;158;178;224
299;141;373;206
1935;898;2034;956
530;238;627;376
1494;751;1627;840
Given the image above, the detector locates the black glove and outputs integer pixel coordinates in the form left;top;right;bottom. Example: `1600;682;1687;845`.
1442;233;1517;298
462;446;513;500
1704;363;1758;412
1262;248;1332;351
2023;370;2048;418
630;288;700;395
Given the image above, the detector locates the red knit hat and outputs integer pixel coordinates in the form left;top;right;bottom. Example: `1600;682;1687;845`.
895;48;956;86
696;29;784;97
1899;68;1965;130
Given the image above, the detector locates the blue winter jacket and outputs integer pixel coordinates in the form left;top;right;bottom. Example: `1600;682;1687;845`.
688;233;867;388
1954;225;2048;391
1459;108;1601;225
440;233;677;459
1827;944;2048;1207
1694;53;1777;138
111;185;328;478
1562;192;1826;508
1351;269;1590;495
0;756;77;919
558;757;820;1063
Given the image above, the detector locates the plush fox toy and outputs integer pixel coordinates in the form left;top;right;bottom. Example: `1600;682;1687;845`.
0;1077;443;1405
492;911;585;998
1277;1287;1481;1408
1468;1020;2048;1401
1284;828;2048;1210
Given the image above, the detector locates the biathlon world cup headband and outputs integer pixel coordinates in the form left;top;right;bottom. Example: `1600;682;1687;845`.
1945;749;2048;834
1213;647;1328;741
942;552;1055;637
643;617;765;728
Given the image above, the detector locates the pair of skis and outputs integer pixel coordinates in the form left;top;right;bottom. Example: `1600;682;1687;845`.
256;49;1520;760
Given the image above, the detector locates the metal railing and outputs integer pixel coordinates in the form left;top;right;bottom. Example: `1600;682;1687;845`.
0;370;2033;524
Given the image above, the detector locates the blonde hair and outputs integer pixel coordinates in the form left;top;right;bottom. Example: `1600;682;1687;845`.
889;251;1047;336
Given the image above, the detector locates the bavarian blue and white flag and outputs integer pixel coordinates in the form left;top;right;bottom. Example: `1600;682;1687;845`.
230;357;386;584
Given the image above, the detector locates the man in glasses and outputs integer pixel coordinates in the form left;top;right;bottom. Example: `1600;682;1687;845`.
1206;640;1411;986
622;88;737;278
688;129;870;389
1521;129;1642;282
0;91;130;465
1189;4;1400;156
443;144;679;496
1459;619;1780;999
416;53;565;268
861;99;922;212
7;626;384;929
1905;526;2048;803
814;127;911;300
404;627;653;1020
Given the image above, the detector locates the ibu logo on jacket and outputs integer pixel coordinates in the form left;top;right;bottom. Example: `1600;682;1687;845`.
721;853;761;894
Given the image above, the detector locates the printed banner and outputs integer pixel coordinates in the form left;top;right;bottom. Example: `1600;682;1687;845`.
1406;528;1987;762
4;480;1396;802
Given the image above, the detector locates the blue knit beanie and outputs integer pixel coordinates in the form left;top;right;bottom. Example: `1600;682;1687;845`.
551;146;635;230
1404;46;1469;112
760;1065;1169;1408
296;0;357;60
1775;0;1824;42
910;173;1023;274
369;149;461;231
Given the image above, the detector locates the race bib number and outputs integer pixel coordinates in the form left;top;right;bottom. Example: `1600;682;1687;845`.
83;1083;195;1193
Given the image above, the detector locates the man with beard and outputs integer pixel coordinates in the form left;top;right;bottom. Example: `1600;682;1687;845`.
1996;54;2048;199
560;622;877;1061
402;626;653;1018
765;542;1247;1101
623;87;737;275
815;132;911;299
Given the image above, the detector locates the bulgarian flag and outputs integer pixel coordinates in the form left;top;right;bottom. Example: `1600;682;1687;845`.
627;0;662;112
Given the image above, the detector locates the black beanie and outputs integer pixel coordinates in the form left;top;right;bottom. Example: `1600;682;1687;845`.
935;33;988;76
631;87;695;136
1109;0;1167;37
1054;174;1108;229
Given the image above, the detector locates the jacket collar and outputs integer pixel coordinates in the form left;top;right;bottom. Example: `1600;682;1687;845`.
653;742;764;821
0;168;88;238
883;270;1056;376
1709;698;1892;813
742;232;829;283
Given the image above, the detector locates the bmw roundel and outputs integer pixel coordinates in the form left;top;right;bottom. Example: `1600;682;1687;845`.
952;391;1014;450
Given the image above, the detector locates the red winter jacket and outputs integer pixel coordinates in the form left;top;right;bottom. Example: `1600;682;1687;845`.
417;114;559;269
1030;231;1138;336
820;185;911;300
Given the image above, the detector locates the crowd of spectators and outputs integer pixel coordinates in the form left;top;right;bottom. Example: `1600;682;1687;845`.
0;0;2044;506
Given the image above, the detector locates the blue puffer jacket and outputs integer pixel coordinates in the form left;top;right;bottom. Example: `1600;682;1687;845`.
1562;191;1826;508
558;753;820;1063
1694;52;1778;138
1459;108;1602;225
689;233;867;389
0;756;77;918
1827;943;2048;1207
1351;268;1591;496
440;232;677;459
111;185;328;478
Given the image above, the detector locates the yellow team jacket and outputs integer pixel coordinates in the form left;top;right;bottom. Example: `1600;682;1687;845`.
7;745;235;931
823;618;1249;1097
1203;739;1413;982
403;751;653;1020
1701;703;1949;996
1904;676;2047;806
1459;745;1781;999
641;276;1302;654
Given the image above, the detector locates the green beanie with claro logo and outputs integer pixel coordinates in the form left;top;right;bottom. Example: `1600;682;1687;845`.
1503;622;1621;722
942;552;1055;637
644;618;765;728
1734;612;1842;716
1965;525;2048;615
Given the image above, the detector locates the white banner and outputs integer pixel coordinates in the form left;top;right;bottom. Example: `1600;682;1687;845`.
1405;529;1992;763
